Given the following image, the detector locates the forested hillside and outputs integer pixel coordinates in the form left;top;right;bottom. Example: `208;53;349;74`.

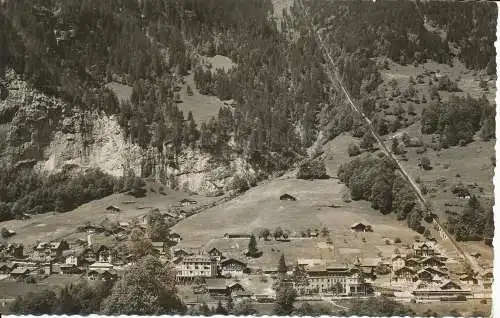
0;0;496;226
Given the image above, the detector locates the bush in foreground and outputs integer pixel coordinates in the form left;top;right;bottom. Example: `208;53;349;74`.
297;160;328;180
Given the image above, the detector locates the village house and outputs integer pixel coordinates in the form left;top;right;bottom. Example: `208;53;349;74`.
94;245;112;263
208;248;224;262
350;223;372;232
179;198;197;207
38;262;53;275
302;265;366;296
392;266;416;285
404;257;421;269
421;266;448;279
62;249;85;267
169;232;182;243
152;242;169;255
87;269;118;281
412;242;436;257
415;269;435;282
204;278;245;297
419;256;445;269
481;269;493;288
459;273;478;285
173;248;194;258
412;280;471;300
205;278;228;297
6;244;23;259
176;255;217;281
33;240;70;260
391;254;406;271
81;247;98;263
9;267;32;280
220;258;248;277
59;264;84;275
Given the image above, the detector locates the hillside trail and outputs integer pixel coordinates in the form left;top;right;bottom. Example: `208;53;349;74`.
296;0;483;275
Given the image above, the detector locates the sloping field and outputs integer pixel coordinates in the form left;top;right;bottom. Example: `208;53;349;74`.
1;184;219;248
177;71;225;124
172;176;422;267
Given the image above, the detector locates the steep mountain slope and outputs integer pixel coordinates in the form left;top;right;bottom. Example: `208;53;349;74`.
0;0;496;230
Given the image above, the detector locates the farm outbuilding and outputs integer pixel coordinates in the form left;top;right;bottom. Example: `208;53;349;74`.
350;223;372;232
105;205;121;212
280;193;297;201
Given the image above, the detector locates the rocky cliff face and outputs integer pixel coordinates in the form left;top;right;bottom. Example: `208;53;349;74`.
0;70;256;196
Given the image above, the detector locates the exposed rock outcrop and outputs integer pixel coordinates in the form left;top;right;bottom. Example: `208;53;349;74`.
1;69;257;196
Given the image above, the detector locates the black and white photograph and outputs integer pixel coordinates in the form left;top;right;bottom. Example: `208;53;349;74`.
0;0;496;316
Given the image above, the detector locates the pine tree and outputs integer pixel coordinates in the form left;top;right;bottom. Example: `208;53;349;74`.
247;234;259;257
278;253;287;274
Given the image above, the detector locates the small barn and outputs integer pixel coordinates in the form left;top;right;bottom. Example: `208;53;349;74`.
106;205;121;212
280;194;297;201
350;223;372;232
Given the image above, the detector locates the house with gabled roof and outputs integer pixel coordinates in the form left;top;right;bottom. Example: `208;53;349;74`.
173;248;194;258
404;257;421;269
419;256;445;268
412;242;436;257
59;264;84;275
392;266;416;285
221;258;247;277
62;249;85;267
87;269;118;281
208;247;223;261
412;279;470;300
421;266;448;279
458;273;478;285
391;254;406;271
350;223;372;232
415;269;434;282
205;278;229;296
168;232;182;244
9;267;31;280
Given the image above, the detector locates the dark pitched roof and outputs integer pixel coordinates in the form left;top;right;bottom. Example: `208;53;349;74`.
221;258;246;267
205;278;228;290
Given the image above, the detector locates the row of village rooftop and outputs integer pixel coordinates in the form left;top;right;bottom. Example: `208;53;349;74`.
0;233;492;301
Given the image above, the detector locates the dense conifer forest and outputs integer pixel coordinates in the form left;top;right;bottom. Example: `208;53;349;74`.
0;0;496;237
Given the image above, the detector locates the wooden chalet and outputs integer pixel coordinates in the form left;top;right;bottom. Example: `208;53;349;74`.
220;258;247;277
208;247;224;261
392;266;416;284
59;264;84;275
88;269;118;281
173;248;194;258
419;256;445;268
412;242;436;257
169;232;182;243
412;280;471;300
9;267;31;280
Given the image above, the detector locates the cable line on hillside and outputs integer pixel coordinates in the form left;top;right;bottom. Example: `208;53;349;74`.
295;0;480;272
